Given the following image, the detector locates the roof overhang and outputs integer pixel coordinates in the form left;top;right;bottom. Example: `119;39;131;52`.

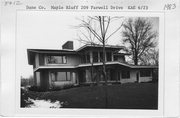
76;44;125;52
34;61;158;72
27;49;77;65
34;65;76;72
77;61;158;69
77;62;131;68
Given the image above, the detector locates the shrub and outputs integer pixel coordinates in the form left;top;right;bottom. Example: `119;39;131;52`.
28;86;46;92
51;83;74;91
21;88;33;107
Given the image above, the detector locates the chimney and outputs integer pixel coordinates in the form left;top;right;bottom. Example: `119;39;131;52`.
62;41;74;50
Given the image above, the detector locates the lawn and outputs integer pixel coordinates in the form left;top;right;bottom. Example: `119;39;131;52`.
21;83;158;109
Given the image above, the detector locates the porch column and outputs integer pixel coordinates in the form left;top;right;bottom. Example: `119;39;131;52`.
111;52;114;61
105;52;107;62
75;71;79;85
33;72;37;86
98;51;100;62
90;51;93;63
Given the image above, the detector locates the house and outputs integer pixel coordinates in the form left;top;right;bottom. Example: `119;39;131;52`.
27;41;158;90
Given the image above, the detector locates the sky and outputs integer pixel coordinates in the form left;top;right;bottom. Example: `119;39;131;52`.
17;11;159;78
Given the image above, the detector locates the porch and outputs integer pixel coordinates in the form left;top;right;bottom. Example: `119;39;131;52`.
77;63;154;85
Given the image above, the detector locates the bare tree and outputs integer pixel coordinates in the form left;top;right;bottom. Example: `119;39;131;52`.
139;48;159;66
122;17;158;65
77;16;123;82
76;16;123;107
76;23;97;83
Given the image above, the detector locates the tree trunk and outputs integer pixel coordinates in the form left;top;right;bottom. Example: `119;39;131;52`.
102;40;108;108
134;51;138;65
91;62;94;83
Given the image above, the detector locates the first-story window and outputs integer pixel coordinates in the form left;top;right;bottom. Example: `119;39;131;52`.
121;70;130;79
140;70;151;77
47;55;67;64
50;71;71;81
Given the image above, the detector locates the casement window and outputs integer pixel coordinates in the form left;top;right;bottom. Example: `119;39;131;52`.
81;54;86;63
106;52;112;62
47;55;67;64
100;52;103;62
86;52;90;63
121;70;130;79
50;72;71;81
93;51;98;62
140;70;151;77
114;55;118;61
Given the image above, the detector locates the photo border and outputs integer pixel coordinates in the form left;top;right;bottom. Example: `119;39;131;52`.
15;10;165;117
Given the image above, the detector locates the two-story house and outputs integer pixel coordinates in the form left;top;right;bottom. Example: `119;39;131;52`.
27;41;158;90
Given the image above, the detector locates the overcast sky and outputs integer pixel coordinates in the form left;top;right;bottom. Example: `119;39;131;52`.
17;11;159;78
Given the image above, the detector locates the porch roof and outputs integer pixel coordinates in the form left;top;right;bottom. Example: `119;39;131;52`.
76;44;125;52
77;61;158;69
34;61;158;72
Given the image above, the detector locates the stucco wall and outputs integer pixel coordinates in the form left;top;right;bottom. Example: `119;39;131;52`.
66;55;80;66
35;53;39;68
139;77;152;82
39;54;45;66
35;72;40;86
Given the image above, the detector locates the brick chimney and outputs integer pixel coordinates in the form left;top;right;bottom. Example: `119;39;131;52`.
62;41;74;50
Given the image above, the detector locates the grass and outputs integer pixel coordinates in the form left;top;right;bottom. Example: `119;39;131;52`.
21;83;158;109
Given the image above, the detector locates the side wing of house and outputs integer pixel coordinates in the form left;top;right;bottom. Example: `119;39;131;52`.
27;49;81;90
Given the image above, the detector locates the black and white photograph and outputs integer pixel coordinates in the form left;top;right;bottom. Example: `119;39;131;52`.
17;12;159;109
1;0;180;117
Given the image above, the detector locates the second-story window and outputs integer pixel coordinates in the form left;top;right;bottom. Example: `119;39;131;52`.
47;56;67;64
93;51;98;62
114;55;118;61
100;52;103;62
106;52;112;62
86;52;90;63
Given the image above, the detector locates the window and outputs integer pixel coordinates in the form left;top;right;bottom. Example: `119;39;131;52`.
100;52;103;62
140;70;151;77
50;72;71;81
114;55;118;61
93;51;98;62
81;54;86;63
66;72;71;81
106;52;112;62
121;70;130;79
86;52;90;63
47;56;67;64
56;72;66;81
